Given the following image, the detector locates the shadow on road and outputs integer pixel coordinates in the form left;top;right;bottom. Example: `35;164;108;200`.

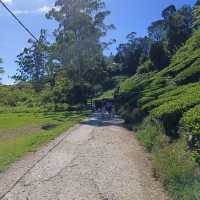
80;112;125;127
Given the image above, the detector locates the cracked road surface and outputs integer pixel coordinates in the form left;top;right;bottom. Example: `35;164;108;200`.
0;114;167;200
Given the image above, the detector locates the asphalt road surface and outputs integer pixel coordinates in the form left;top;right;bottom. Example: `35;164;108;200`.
0;114;167;200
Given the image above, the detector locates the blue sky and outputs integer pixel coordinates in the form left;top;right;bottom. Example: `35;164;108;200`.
0;0;196;84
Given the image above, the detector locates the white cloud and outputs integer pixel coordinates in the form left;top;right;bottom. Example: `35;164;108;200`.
2;0;13;2
37;5;52;13
13;5;52;15
0;0;56;16
13;10;33;15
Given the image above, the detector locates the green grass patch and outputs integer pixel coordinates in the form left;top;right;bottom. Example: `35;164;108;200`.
136;118;166;152
97;75;128;100
135;118;200;200
96;89;114;100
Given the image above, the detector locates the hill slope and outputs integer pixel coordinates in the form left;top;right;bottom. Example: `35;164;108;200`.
116;30;200;200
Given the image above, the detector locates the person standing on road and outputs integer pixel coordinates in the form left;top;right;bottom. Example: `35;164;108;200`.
105;101;113;119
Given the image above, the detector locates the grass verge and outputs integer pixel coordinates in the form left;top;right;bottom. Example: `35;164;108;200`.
135;117;200;200
0;111;88;172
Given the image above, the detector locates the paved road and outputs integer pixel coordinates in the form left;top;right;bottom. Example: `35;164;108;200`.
0;114;167;200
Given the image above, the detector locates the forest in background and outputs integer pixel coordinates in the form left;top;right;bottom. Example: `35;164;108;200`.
0;0;200;199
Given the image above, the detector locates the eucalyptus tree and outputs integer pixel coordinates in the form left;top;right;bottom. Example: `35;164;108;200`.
45;0;114;102
47;0;113;84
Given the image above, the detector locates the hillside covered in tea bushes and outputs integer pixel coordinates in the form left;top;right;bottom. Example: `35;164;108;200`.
115;26;200;200
118;29;200;154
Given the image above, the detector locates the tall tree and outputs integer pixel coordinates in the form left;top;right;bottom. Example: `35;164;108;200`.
165;5;192;53
44;0;114;103
193;0;200;30
149;42;169;70
114;34;151;75
148;20;166;42
162;5;176;20
47;0;113;84
14;30;48;92
45;43;62;88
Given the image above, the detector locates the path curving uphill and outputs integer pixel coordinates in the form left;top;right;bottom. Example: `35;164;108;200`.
0;114;167;200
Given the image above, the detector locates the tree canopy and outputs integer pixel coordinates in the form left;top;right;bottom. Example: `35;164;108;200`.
114;3;193;74
14;0;113;104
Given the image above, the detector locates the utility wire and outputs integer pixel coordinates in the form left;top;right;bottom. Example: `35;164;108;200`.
0;0;38;42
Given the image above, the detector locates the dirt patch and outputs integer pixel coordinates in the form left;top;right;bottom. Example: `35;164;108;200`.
0;125;43;141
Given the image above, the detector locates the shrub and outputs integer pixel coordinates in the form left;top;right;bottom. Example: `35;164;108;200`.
175;60;200;84
153;138;200;200
137;60;154;74
136;117;166;152
125;108;144;125
180;105;200;164
135;118;200;200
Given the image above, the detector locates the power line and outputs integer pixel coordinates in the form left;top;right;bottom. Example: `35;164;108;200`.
0;0;38;42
